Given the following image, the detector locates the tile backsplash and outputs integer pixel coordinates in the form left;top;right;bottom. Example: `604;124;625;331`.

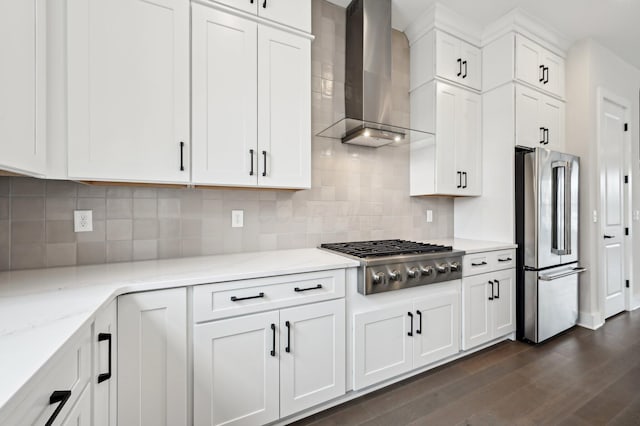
0;0;453;271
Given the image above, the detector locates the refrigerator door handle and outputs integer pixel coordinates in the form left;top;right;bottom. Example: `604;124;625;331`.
539;267;587;281
551;161;572;256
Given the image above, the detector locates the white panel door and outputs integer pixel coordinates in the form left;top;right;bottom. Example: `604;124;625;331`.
540;95;565;151
456;88;482;196
435;31;462;84
94;300;117;426
413;290;460;369
600;97;627;318
515;34;542;89
459;39;481;91
0;0;46;176
67;0;190;183
193;311;279;426
280;299;345;417
462;274;493;350
258;26;311;189
435;82;458;195
515;85;543;149
258;0;311;33
192;4;258;186
492;269;516;338
541;49;565;97
353;303;413;390
118;288;188;426
61;385;92;426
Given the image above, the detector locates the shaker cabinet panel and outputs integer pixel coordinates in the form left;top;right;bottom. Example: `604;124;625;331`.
515;34;565;98
94;300;117;426
0;0;46;176
515;85;565;151
434;31;481;91
492;269;516;337
462;273;493;350
67;0;190;184
413;291;460;368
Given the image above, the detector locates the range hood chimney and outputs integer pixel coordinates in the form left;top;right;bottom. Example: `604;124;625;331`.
317;0;431;147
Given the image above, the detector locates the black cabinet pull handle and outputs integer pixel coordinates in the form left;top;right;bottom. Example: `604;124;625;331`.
250;0;254;3
230;292;265;302
416;310;422;334
544;66;549;84
471;261;487;266
179;141;185;171
604;235;614;239
249;149;254;176
262;150;267;177
462;60;468;78
544;128;549;145
46;390;72;426
97;333;112;384
408;312;414;337
270;324;276;356
463;172;468;189
457;58;462;77
495;279;500;299
285;321;291;353
294;284;323;292
498;257;512;262
488;281;494;301
540;127;546;144
457;171;462;188
539;65;545;82
263;0;267;8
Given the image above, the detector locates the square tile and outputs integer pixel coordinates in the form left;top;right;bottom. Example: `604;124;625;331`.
133;198;157;219
106;198;133;219
77;198;106;220
12;221;45;244
11;197;45;221
11;243;46;270
133;219;159;240
46;243;77;267
106;240;133;262
158;219;180;239
46;220;76;243
77;184;106;198
11;177;45;196
106;219;133;241
77;241;106;265
0;197;9;220
158;240;181;259
158;199;180;218
76;220;106;243
46;180;78;197
45;198;75;220
133;240;158;261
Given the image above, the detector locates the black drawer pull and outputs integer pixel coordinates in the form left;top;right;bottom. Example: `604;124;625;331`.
249;149;255;176
408;312;414;337
46;390;72;426
230;292;265;302
285;320;291;353
179;141;185;171
488;281;494;301
495;279;501;299
416;310;422;334
471;261;487;267
263;0;267;8
294;284;323;292
262;150;267;177
270;323;276;356
498;257;512;262
97;333;112;383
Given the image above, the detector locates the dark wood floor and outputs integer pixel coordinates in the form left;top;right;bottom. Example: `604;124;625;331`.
292;311;640;426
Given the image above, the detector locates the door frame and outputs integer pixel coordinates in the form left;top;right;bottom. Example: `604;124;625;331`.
596;87;632;323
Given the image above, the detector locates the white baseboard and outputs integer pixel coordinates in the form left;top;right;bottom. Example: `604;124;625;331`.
631;295;640;311
577;311;604;330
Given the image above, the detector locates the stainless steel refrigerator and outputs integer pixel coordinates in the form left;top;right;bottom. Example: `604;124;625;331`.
515;147;585;343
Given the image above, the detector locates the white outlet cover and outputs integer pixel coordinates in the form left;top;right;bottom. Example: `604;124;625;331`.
426;210;433;223
231;210;244;228
74;210;93;232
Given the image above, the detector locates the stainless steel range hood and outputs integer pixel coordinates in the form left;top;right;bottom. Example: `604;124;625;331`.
316;0;432;147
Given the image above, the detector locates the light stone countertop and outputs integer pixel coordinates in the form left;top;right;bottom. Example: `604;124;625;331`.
429;238;517;254
0;248;359;413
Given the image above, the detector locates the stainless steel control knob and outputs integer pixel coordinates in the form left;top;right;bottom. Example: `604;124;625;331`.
407;267;421;278
435;263;449;273
372;271;385;284
421;266;434;276
450;262;460;272
389;270;402;281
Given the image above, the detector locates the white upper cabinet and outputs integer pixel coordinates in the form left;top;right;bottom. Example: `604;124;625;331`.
515;85;565;151
0;0;46;176
191;4;258;186
210;0;311;32
67;0;190;184
515;34;565;98
192;4;311;189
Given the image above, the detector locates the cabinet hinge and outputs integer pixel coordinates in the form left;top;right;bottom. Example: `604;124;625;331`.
625;175;629;184
625;227;629;236
624;123;629;131
626;280;630;288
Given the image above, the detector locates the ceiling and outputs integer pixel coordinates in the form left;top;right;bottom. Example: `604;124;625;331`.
326;0;640;70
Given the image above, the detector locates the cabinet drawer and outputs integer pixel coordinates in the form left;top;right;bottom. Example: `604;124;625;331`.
1;327;91;426
194;269;345;322
463;249;516;276
491;250;516;270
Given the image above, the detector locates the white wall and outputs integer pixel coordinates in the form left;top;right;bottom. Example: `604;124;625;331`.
565;39;640;327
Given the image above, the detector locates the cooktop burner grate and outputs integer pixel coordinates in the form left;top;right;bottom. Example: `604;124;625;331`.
320;239;452;258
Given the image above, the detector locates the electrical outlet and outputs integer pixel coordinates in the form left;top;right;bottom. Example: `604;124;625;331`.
231;210;244;228
74;210;93;232
426;210;433;223
593;210;598;223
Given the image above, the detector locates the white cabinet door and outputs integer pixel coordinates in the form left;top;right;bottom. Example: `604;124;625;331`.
192;4;258;186
413;291;460;369
540;95;565;151
258;0;311;33
456;88;482;196
515;34;542;89
193;311;279;426
540;49;565;98
435;31;461;84
67;0;190;184
462;274;493;350
353;303;413;390
280;299;345;417
435;82;458;195
492;269;516;338
459;39;481;91
258;26;311;189
94;301;117;426
0;0;46;176
118;288;188;426
515;85;543;149
61;385;92;426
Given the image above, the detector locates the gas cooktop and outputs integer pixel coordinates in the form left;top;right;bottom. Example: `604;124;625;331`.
320;239;453;259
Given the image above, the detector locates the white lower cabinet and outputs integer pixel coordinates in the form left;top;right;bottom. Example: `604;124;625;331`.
61;384;92;425
463;268;515;350
353;285;460;390
118;288;188;426
93;300;117;426
194;299;345;426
